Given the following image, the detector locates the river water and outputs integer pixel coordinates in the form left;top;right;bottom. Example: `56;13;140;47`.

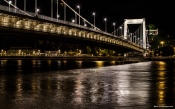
0;59;174;109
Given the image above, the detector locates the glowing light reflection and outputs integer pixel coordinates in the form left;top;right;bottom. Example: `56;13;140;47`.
110;61;116;65
74;76;84;103
76;61;82;68
17;60;22;66
157;61;166;71
95;61;104;67
0;60;7;66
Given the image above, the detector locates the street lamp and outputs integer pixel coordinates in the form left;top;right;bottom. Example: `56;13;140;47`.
57;14;60;18
113;22;115;36
24;0;26;11
104;18;107;32
8;0;12;11
137;38;140;45
160;41;164;47
134;36;136;44
36;8;39;15
57;14;60;21
72;19;75;23
77;5;80;25
92;12;95;29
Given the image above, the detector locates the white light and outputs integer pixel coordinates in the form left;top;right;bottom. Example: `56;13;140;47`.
104;18;107;21
113;22;115;26
9;1;12;4
72;19;75;23
57;14;60;18
37;8;40;12
92;12;95;16
77;5;80;9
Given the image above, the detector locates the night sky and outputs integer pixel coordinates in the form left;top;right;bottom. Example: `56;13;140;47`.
64;0;174;37
1;0;174;37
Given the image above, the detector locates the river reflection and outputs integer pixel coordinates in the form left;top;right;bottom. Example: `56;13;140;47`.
0;60;174;109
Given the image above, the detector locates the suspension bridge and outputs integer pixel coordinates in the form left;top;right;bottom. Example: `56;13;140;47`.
0;0;158;57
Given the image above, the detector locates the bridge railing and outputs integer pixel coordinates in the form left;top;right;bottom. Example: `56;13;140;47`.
0;5;35;17
0;4;141;49
37;14;114;37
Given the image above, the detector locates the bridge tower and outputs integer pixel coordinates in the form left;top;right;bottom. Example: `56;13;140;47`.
124;18;146;49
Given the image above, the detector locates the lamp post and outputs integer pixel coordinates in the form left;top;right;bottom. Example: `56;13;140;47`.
14;0;16;7
36;8;39;15
92;12;95;29
77;5;80;25
104;18;107;32
75;12;77;24
119;26;122;36
8;0;12;11
137;38;140;46
72;19;75;23
14;0;17;12
57;14;59;21
113;22;115;36
51;0;53;18
57;15;60;18
35;0;37;14
64;3;66;21
24;0;26;11
57;0;59;20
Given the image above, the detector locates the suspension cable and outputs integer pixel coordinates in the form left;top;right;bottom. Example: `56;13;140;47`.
61;0;101;30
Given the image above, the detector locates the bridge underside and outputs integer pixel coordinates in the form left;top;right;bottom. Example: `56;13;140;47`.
0;27;137;55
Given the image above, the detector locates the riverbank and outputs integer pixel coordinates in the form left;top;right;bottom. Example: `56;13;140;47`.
0;56;151;63
151;57;175;61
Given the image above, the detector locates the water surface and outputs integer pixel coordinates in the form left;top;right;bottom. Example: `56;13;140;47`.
0;60;174;109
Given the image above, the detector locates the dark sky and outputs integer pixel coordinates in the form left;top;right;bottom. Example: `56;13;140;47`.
1;0;174;37
63;0;174;37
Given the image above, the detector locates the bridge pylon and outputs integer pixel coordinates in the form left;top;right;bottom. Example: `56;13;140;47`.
124;18;146;49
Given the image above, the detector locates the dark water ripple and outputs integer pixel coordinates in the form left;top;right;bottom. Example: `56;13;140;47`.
0;60;175;109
